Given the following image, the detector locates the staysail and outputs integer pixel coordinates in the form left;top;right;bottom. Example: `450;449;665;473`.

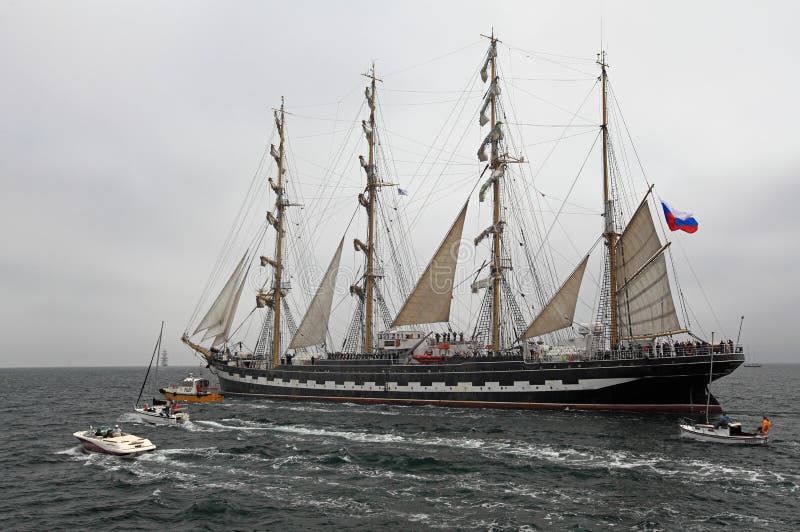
614;197;681;338
520;255;589;340
288;238;345;349
194;254;249;346
392;202;468;327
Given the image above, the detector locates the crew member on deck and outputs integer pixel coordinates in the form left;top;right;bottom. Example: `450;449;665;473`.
717;412;732;428
758;416;771;435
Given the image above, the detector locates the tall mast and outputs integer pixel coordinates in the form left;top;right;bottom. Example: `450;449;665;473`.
489;32;501;351
272;97;286;366
364;64;379;353
599;51;619;348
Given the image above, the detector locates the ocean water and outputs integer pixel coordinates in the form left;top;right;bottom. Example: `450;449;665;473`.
1;364;798;530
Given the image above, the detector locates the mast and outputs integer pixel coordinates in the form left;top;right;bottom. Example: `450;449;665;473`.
364;65;379;353
489;32;501;352
272;97;286;366
599;51;619;349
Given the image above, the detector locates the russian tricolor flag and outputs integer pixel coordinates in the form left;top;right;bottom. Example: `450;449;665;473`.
661;201;698;234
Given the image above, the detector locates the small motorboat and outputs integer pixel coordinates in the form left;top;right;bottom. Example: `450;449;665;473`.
159;373;223;403
73;425;156;456
679;421;768;446
134;399;189;426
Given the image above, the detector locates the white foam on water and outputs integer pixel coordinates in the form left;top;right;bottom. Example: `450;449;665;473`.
116;412;143;423
56;445;87;458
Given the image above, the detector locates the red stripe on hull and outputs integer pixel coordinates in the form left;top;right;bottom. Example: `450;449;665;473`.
223;391;722;413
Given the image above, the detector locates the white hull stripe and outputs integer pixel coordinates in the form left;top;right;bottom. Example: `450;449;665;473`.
222;373;638;393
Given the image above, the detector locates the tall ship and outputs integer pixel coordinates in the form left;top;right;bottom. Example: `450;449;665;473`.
182;34;743;412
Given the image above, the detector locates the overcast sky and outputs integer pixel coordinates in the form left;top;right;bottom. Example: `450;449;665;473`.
1;1;798;367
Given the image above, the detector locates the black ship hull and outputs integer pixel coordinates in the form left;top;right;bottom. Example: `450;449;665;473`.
209;352;744;413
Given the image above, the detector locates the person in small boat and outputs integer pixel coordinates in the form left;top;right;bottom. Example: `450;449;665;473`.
757;416;771;435
716;413;732;428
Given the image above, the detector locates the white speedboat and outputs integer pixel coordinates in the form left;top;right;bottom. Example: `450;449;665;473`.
133;401;189;426
73;425;157;456
679;421;768;446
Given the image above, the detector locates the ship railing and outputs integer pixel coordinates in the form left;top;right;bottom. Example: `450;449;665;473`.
588;341;744;361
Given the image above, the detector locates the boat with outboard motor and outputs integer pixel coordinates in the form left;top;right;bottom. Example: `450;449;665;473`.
134;399;188;425
73;425;157;456
679;420;768;446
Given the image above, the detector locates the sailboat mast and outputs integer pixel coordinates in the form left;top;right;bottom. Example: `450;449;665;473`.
365;65;378;353
599;52;619;348
272;98;286;366
489;33;502;352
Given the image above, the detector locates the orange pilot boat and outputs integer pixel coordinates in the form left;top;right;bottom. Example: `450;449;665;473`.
159;373;223;403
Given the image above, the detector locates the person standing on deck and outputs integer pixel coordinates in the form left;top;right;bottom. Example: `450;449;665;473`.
758;416;771;435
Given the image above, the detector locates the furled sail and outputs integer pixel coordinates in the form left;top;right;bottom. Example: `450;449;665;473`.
194;254;249;346
614;197;681;338
479;79;500;126
479;166;504;202
289;238;345;349
480;41;497;83
392;203;468;327
477;121;503;162
520;255;589;340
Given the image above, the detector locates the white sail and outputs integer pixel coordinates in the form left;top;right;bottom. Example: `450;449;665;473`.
194;254;249;339
288;238;345;349
614;197;681;338
616;250;681;338
211;268;248;347
392;203;468;327
521;255;589;340
614;199;661;290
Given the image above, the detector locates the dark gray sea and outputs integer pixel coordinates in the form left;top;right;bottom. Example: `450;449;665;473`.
1;364;798;530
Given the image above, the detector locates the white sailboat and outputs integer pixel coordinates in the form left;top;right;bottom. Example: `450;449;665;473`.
133;322;189;425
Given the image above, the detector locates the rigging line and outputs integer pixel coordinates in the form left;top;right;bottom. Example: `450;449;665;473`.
381;142;475;166
305;100;367;243
505;80;597;126
407;69;482;231
401;61;482;204
531;131;601;264
507;123;598;128
381;127;476;163
524;78;598;183
382;87;483;94
382;95;482;107
373;120;419;293
504;77;600;279
504;42;597;75
505;77;596;82
186;126;277;331
608;81;696;332
504;57;594;305
292;126;356;140
520;129;598;150
383;38;485;78
283;111;361;124
523;186;600;214
286;179;362;189
607;81;651;188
